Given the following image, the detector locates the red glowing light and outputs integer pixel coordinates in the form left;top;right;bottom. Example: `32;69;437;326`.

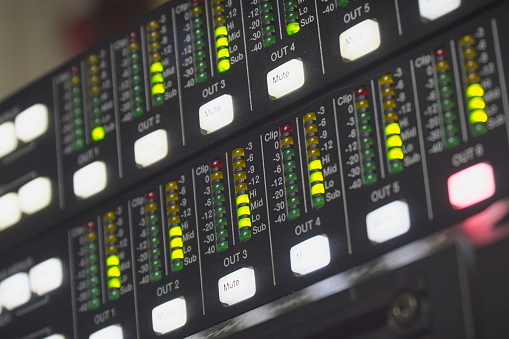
448;162;495;209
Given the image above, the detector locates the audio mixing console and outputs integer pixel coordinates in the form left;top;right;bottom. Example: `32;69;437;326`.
1;0;509;337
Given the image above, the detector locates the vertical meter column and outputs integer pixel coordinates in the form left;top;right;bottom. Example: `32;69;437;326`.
211;0;231;73
190;0;209;84
132;178;202;337
55;65;86;155
232;147;254;242
279;124;301;220
210;159;230;252
303;112;326;210
85;50;115;143
458;28;505;137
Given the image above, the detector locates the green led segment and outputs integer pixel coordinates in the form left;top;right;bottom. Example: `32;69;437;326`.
261;0;276;47
84;221;101;310
209;159;229;252
434;47;460;149
190;1;208;83
232;148;252;241
127;32;145;118
379;74;404;174
460;34;487;136
212;0;231;73
303;112;326;209
279;124;301;220
337;0;349;7
284;1;300;36
69;66;85;151
144;191;163;281
103;211;121;300
166;182;184;272
355;86;378;186
147;20;165;106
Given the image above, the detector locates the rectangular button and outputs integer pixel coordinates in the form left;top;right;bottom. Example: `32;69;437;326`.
267;59;305;99
0;122;18;159
134;129;168;168
89;325;123;339
15;103;49;143
199;94;234;134
339;19;381;61
366;200;410;243
18;177;52;215
0;192;21;230
290;235;330;276
419;0;461;21
448;162;495;209
0;272;31;310
73;161;107;199
152;297;187;334
29;258;63;296
218;267;256;306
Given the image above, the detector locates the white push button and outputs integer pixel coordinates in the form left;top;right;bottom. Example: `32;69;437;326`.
152;297;187;334
15;103;49;143
419;0;461;21
448;162;495;209
73;161;107;199
366;200;410;243
266;59;305;99
18;177;52;215
0;192;21;230
218;267;256;306
0;272;31;310
134;129;168;168
340;19;381;61
290;235;330;276
89;325;123;339
199;94;234;134
0;122;18;159
43;335;65;339
29;258;63;296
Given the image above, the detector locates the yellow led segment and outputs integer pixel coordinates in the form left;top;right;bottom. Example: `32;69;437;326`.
309;159;322;171
108;278;121;289
106;255;120;267
169;226;182;237
171;249;184;260
388;147;404;160
170;238;184;249
107;266;121;278
311;183;325;195
238;218;252;228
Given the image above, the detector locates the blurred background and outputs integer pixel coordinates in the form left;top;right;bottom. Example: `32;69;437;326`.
0;0;168;101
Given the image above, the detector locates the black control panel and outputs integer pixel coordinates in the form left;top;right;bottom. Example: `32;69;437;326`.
0;0;508;338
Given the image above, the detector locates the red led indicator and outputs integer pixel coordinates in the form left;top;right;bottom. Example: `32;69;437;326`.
280;124;292;135
129;31;138;40
355;86;368;98
434;47;447;59
211;159;222;169
146;191;157;201
86;221;96;230
448;162;495;209
70;66;79;75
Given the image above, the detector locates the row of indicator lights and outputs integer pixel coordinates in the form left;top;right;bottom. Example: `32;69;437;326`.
69;66;85;150
280;124;301;220
84;221;101;310
87;54;106;142
460;34;488;136
379;73;405;174
260;0;276;47
0;177;52;230
232;148;253;241
190;0;208;83
145;191;163;282
127;32;145;118
147;20;166;107
0;104;49;159
166;181;184;272
303;112;325;209
284;1;300;36
434;47;460;149
355;86;378;186
104;211;121;301
210;159;229;252
212;0;231;73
